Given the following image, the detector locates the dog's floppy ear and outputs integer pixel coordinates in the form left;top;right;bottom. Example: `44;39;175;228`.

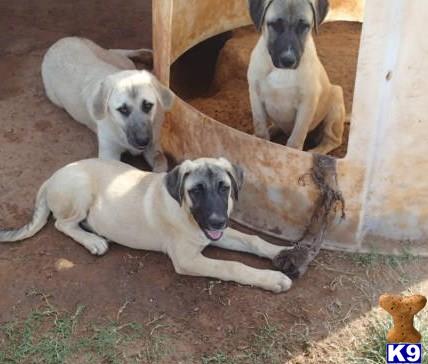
309;0;329;34
248;0;274;32
91;78;113;120
219;158;244;201
165;161;192;206
150;74;175;111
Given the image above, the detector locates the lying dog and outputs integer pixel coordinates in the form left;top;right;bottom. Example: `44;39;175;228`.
247;0;346;154
42;37;174;171
0;158;292;292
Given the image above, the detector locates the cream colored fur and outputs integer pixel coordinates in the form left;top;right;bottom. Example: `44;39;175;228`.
42;37;174;171
0;158;292;293
248;3;346;153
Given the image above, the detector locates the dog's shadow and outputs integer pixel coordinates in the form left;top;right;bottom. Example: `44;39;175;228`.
269;123;324;151
121;153;152;171
121;152;177;173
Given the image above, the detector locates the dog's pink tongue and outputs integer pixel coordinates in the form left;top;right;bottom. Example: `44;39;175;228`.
207;230;223;240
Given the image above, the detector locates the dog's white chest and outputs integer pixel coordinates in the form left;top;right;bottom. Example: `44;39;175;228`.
260;70;300;133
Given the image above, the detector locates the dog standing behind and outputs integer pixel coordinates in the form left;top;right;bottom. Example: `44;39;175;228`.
42;37;174;171
0;158;293;293
247;0;346;154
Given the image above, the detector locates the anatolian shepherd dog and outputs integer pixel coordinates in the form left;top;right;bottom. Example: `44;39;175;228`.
247;0;346;154
42;37;174;171
0;158;293;293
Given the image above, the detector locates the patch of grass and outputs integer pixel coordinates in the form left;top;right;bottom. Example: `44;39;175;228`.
143;330;169;363
202;314;291;364
0;305;80;363
202;352;236;364
0;302;168;364
246;318;285;364
78;322;144;364
352;247;416;268
347;314;428;364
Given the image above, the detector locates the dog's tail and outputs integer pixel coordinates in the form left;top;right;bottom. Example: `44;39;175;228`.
0;180;51;242
109;48;153;59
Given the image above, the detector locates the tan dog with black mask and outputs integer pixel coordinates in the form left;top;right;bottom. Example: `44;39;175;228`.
248;0;346;153
0;158;292;293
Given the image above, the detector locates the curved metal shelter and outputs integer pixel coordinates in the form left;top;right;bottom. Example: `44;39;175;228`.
153;0;428;256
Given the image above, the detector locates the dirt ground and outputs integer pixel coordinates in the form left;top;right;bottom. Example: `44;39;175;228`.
189;22;361;158
1;2;428;363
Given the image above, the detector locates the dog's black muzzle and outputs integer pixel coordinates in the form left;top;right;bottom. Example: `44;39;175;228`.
126;122;152;150
277;52;299;69
269;28;304;70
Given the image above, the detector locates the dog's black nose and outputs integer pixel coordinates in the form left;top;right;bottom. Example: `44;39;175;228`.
134;135;151;148
208;214;227;230
279;53;297;69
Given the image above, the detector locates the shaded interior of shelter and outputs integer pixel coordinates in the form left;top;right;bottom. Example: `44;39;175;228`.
170;22;362;158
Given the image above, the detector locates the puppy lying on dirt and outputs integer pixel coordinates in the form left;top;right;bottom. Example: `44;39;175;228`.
0;158;293;293
42;37;174;171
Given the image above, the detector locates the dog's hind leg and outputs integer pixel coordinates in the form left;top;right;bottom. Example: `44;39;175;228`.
54;220;108;256
109;48;153;59
309;85;346;154
109;48;153;68
47;169;108;256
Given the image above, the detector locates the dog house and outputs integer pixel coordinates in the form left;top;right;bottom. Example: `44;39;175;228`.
153;0;428;256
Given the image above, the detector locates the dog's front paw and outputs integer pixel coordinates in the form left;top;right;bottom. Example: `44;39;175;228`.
272;246;309;280
286;136;305;150
254;125;270;140
263;271;292;293
86;237;109;256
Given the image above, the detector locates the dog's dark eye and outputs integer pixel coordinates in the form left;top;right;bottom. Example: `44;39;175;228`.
190;184;204;195
218;181;230;194
297;20;310;33
117;104;131;117
268;19;284;33
142;100;154;114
